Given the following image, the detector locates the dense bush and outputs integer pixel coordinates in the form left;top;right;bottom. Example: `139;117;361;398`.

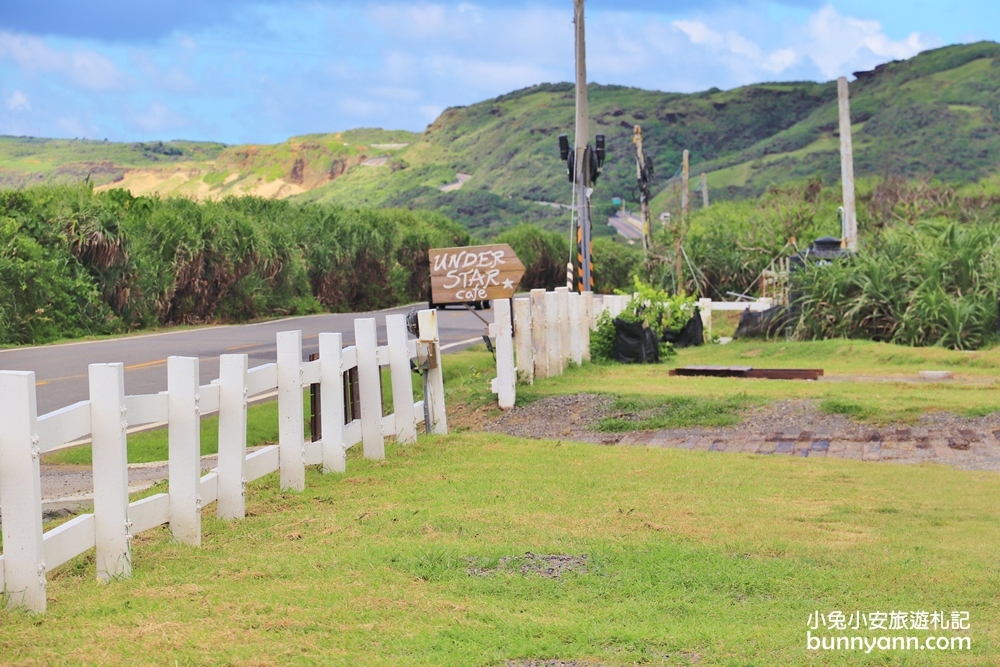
794;220;1000;349
0;184;469;345
640;176;1000;349
493;224;568;291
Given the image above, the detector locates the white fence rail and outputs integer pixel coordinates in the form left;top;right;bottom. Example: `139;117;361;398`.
0;311;446;613
696;297;773;338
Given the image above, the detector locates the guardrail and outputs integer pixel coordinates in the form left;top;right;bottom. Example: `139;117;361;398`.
0;311;445;613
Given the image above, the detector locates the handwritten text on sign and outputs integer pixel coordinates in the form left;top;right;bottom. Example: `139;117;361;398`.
429;244;526;303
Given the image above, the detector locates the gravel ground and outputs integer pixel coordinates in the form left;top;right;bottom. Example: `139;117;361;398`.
483;394;1000;474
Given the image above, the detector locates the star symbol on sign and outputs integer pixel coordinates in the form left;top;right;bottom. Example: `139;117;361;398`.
502;278;515;290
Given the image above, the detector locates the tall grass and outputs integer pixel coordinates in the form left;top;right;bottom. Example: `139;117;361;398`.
640;176;1000;349
794;220;1000;349
0;184;469;345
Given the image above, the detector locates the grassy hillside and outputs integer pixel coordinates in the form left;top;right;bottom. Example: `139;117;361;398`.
0;129;419;200
2;42;1000;237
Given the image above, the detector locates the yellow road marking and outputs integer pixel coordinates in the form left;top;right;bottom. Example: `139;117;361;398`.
124;359;167;371
225;343;260;351
35;380;49;387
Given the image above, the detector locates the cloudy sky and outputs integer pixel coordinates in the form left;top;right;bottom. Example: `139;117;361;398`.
1;1;997;144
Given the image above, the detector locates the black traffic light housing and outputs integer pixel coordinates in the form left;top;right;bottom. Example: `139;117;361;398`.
558;133;607;184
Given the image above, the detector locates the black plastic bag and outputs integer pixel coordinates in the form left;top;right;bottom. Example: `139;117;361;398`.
661;306;704;348
613;317;659;364
734;305;790;339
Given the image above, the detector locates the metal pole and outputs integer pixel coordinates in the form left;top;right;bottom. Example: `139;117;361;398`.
574;0;592;292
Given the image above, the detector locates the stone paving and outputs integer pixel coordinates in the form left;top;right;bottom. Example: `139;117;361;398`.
605;426;1000;470
484;394;1000;474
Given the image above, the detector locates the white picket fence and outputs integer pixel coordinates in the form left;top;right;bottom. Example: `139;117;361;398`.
696;297;773;338
0;311;446;613
490;288;623;409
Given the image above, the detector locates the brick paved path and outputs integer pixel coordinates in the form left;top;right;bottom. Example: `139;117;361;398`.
609;427;1000;469
484;394;1000;473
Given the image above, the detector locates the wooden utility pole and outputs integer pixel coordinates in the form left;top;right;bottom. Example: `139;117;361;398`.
700;172;709;208
633;125;652;253
573;0;593;291
681;149;690;216
837;76;857;252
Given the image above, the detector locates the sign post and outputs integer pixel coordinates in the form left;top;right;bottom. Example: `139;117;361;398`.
429;244;526;304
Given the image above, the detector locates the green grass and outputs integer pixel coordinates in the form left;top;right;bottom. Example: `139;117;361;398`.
820;398;879;421
8;432;999;665
596;393;757;432
515;339;1000;424
9;340;1000;664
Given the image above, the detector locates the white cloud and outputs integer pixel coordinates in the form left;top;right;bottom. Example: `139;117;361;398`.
802;5;940;79
129;101;188;133
667;4;940;84
6;90;30;111
0;31;124;92
763;48;799;73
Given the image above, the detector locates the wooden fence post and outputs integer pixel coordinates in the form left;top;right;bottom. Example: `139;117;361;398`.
217;354;248;520
493;299;516;409
682;149;690;215
167;356;202;547
386;314;416;445
88;363;131;581
513;297;533;384
319;333;347;473
276;330;306;492
354;318;384;459
581;291;593;362
555;287;571;369
838;76;858;252
417;309;448;435
0;371;46;612
568;292;583;366
529;289;548;380
545;291;561;376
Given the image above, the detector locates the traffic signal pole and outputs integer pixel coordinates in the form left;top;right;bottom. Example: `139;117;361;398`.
573;0;593;293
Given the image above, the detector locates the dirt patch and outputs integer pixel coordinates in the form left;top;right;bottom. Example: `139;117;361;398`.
483;394;613;442
468;553;588;579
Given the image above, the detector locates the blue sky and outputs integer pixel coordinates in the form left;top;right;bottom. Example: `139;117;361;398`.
1;1;997;144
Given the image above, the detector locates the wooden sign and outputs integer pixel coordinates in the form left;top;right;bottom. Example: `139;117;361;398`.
429;244;525;304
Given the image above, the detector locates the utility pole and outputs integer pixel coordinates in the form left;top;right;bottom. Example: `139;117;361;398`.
633;125;652;253
573;0;593;292
837;76;857;252
681;149;690;216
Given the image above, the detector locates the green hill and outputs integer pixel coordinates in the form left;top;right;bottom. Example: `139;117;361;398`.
3;42;1000;236
295;41;1000;233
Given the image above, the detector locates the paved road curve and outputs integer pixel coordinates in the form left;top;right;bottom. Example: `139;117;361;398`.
0;304;493;414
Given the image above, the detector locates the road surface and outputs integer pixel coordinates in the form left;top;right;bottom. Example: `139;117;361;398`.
0;304;493;414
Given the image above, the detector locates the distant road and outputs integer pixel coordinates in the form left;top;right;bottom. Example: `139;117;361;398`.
0;304;492;414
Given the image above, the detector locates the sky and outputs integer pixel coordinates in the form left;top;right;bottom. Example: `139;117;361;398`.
1;1;998;145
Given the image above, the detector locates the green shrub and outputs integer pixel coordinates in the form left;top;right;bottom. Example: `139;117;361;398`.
591;278;697;362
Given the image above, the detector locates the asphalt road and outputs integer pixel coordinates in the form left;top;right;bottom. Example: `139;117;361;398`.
0;303;493;414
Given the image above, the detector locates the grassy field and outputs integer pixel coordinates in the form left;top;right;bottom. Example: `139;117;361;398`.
14;339;999;665
8;430;1000;665
513;338;1000;424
